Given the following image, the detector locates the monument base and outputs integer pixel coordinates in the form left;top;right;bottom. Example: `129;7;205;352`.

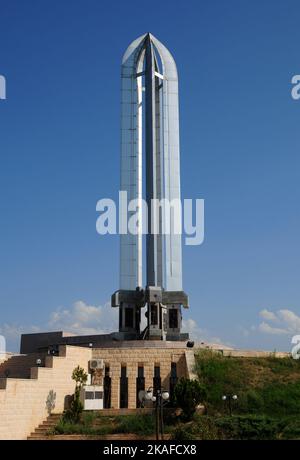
20;331;195;410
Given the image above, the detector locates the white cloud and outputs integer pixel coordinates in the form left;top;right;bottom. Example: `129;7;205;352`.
48;300;118;335
259;309;278;322
258;322;289;335
277;309;300;331
0;300;119;350
182;317;233;349
0;323;40;340
257;308;300;336
1;301;233;351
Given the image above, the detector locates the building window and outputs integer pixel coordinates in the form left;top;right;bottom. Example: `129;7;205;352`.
169;308;178;329
125;308;134;328
151;304;158;325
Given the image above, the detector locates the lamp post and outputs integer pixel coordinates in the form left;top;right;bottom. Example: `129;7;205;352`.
222;394;238;416
145;387;169;440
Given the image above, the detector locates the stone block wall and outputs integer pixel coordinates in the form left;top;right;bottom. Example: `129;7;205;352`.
92;345;189;409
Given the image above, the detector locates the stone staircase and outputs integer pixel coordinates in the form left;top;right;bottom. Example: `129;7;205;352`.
0;353;46;379
0;345;91;439
28;414;61;440
28;411;167;440
28;408;154;439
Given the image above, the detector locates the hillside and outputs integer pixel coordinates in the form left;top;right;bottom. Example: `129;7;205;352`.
170;350;300;440
194;349;300;416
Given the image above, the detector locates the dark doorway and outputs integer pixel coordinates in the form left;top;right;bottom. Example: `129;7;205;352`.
120;365;128;408
136;366;145;407
151;304;158;325
153;365;161;395
125;308;134;328
104;365;111;408
169;362;178;406
169;308;178;329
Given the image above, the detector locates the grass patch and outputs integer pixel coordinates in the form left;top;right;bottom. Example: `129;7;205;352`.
194;350;300;416
112;414;155;436
171;414;300;440
51;412;158;437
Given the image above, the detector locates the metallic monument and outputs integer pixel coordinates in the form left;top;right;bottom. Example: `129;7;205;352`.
112;33;188;341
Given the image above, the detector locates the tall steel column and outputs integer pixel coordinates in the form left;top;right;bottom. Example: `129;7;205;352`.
145;34;160;287
112;33;189;341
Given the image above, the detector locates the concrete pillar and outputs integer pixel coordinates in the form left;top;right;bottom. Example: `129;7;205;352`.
127;363;137;409
110;362;120;409
144;361;154;392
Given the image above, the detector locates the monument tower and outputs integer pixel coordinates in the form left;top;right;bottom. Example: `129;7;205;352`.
112;33;189;341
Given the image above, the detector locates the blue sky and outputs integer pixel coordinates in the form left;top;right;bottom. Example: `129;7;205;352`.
0;0;299;351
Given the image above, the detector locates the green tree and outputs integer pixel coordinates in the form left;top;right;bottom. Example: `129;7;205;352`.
72;366;88;388
64;366;88;423
174;378;207;421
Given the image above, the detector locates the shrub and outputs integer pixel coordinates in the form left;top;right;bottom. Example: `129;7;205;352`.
174;378;207;421
215;415;285;440
170;414;300;441
63;365;88;423
171;424;197;441
282;417;300;439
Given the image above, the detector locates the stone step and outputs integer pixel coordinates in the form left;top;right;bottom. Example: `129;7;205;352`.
42;417;61;423
28;414;63;439
40;422;59;428
28;435;50;440
28;433;171;440
33;427;54;432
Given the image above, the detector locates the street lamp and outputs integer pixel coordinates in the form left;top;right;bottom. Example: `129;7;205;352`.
145;389;153;400
222;394;238;416
146;386;169;440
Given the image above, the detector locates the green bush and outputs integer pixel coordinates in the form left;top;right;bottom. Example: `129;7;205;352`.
215;415;285;440
63;365;88;423
281;417;300;439
171;415;300;440
174;378;207;421
171;424;197;441
63;388;83;423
